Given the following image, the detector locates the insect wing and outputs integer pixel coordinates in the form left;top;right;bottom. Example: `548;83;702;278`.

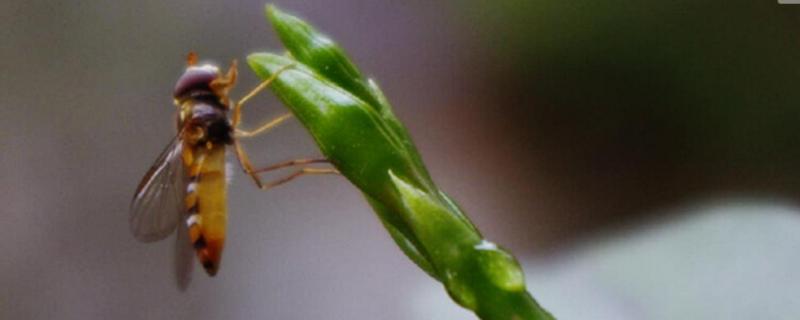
174;212;194;291
129;135;186;242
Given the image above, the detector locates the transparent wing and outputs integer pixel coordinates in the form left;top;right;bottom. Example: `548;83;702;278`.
129;135;186;242
174;213;194;291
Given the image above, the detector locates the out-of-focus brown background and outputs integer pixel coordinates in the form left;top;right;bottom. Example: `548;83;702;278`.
3;1;800;319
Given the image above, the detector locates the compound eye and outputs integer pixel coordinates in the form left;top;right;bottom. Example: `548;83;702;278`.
173;65;220;98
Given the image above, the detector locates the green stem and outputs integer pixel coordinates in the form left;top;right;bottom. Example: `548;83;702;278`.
248;5;555;319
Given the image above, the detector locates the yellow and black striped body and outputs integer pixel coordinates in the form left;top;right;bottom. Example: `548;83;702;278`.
173;63;233;276
182;142;227;275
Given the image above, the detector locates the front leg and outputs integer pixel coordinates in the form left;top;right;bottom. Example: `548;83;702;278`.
230;63;294;127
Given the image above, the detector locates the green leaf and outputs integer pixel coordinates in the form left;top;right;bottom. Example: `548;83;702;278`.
266;4;384;113
365;195;438;279
265;4;434;187
247;53;420;206
248;5;555;319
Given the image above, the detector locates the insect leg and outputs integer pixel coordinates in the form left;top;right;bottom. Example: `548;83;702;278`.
253;158;339;190
235;113;293;138
251;158;331;174
257;167;339;190
233;139;265;188
207;60;239;108
231;64;294;127
233;139;337;190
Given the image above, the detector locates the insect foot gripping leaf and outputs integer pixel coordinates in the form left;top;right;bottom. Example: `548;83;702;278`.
248;4;556;320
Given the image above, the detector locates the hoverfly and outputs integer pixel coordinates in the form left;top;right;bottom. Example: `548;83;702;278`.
130;53;336;289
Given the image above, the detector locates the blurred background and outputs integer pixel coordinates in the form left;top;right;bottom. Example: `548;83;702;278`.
2;0;800;319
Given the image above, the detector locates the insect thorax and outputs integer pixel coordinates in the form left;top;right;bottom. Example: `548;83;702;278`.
179;97;233;146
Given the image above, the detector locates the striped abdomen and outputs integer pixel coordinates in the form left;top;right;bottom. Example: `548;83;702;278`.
182;143;227;276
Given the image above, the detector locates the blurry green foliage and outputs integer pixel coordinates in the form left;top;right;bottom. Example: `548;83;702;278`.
463;0;800;178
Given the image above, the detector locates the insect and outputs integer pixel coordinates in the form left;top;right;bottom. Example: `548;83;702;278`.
129;53;336;289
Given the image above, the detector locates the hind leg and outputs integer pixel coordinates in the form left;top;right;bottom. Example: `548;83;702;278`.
233;139;336;190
